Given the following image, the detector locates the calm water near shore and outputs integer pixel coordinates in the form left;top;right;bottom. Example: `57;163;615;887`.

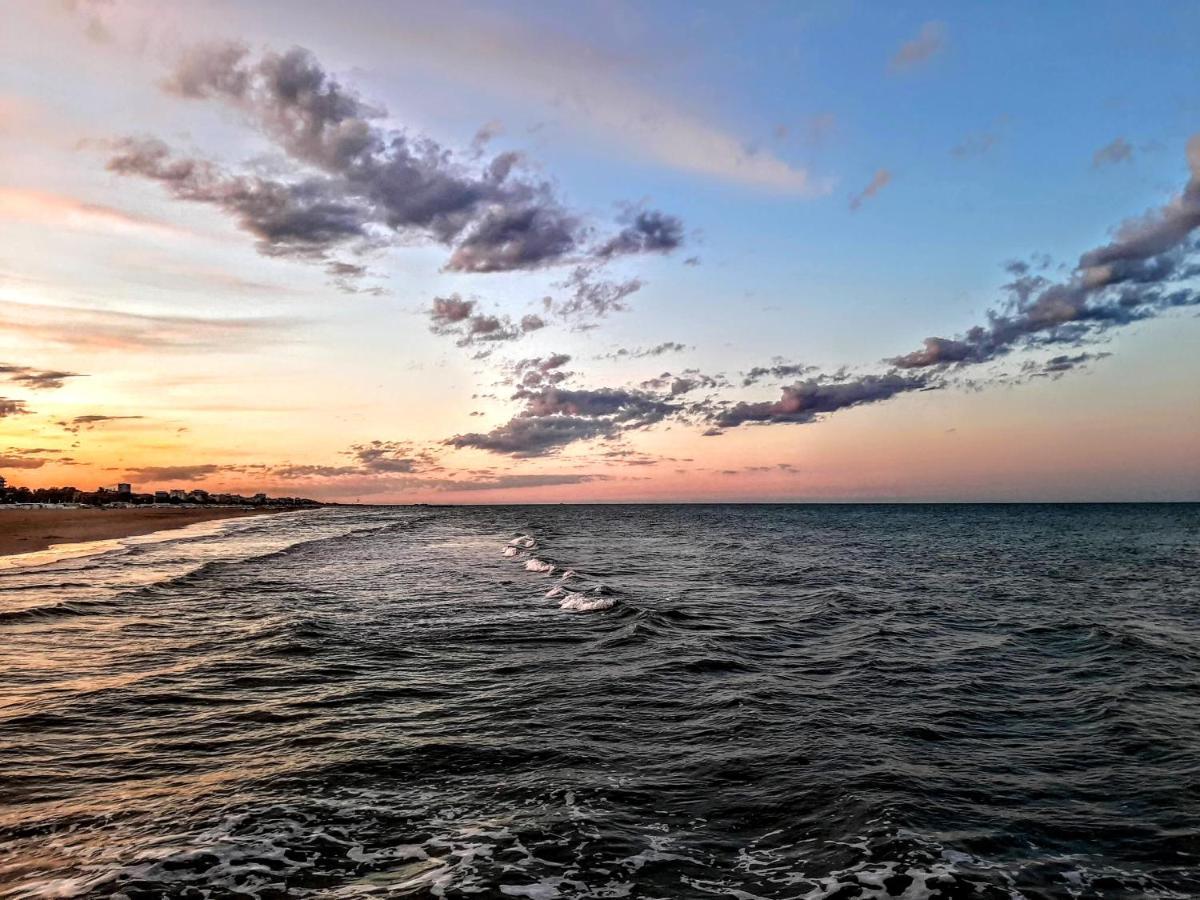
1;504;1197;898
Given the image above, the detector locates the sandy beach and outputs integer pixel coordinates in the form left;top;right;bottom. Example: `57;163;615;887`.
0;507;274;557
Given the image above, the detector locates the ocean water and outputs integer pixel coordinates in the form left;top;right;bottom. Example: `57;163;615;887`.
1;504;1197;899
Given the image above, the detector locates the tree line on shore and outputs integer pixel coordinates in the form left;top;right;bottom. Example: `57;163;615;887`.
0;478;320;508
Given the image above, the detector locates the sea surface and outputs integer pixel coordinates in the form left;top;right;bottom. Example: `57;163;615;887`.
0;504;1197;899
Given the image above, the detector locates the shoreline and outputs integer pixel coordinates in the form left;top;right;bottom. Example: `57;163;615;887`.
0;507;277;558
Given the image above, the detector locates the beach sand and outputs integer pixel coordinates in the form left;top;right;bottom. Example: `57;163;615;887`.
0;507;274;557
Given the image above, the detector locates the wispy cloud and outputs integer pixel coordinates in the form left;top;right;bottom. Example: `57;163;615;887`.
0;187;183;238
1093;137;1134;168
0;299;296;353
849;169;892;211
364;14;822;194
890;21;947;73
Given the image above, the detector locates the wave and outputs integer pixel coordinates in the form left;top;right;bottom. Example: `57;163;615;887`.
502;533;618;613
558;593;617;612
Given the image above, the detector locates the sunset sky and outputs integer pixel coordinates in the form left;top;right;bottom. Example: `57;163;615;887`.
1;0;1198;502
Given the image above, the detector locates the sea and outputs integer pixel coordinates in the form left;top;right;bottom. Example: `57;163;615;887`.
0;504;1197;899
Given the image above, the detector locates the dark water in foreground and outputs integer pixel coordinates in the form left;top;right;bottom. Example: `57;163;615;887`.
1;504;1198;899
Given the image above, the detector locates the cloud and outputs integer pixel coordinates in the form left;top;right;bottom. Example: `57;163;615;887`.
123;464;222;482
59;414;145;433
346;440;443;473
269;467;611;494
545;266;643;323
0;363;83;390
445;198;581;273
596;208;685;258
0;399;31;418
508;353;573;387
776;113;838;149
891;135;1200;369
741;361;817;386
428;294;545;347
890;21;947;73
0;299;295;353
434;472;609;492
107;136;374;260
1022;351;1111;377
640;369;725;396
447;415;611;456
1093;137;1134;168
0;455;48;469
447;385;678;456
113;42;686;280
354;13;821;194
951;128;1002;160
849;169;892;211
0;187;184;238
599;341;688;360
712;372;934;429
469;119;505;157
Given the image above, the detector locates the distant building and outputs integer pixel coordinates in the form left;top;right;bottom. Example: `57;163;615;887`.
169;489;187;500
117;483;132;495
154;490;169;502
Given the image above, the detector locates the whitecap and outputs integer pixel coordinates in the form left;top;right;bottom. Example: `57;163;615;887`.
559;593;616;612
524;559;555;574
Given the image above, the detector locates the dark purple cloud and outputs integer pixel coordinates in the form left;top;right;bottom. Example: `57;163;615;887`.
347;440;442;473
892;137;1200;370
596;209;685;258
0;400;31;422
711;372;933;429
741;361;817;386
509;353;573;387
448;385;678;456
111;42;683;284
599;341;689;360
0;364;83;390
428;294;545;347
58;414;145;433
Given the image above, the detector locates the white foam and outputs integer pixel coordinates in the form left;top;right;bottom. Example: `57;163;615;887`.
502;546;520;557
559;593;616;612
524;559;555;575
545;585;566;598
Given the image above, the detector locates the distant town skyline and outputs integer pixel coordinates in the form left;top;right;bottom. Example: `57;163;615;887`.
1;1;1198;502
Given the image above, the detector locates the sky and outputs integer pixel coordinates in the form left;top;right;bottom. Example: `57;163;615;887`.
0;0;1198;503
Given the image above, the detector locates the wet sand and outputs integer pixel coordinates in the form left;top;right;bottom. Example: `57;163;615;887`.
0;507;274;557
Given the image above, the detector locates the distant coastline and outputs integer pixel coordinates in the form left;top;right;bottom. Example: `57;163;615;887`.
0;506;281;558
